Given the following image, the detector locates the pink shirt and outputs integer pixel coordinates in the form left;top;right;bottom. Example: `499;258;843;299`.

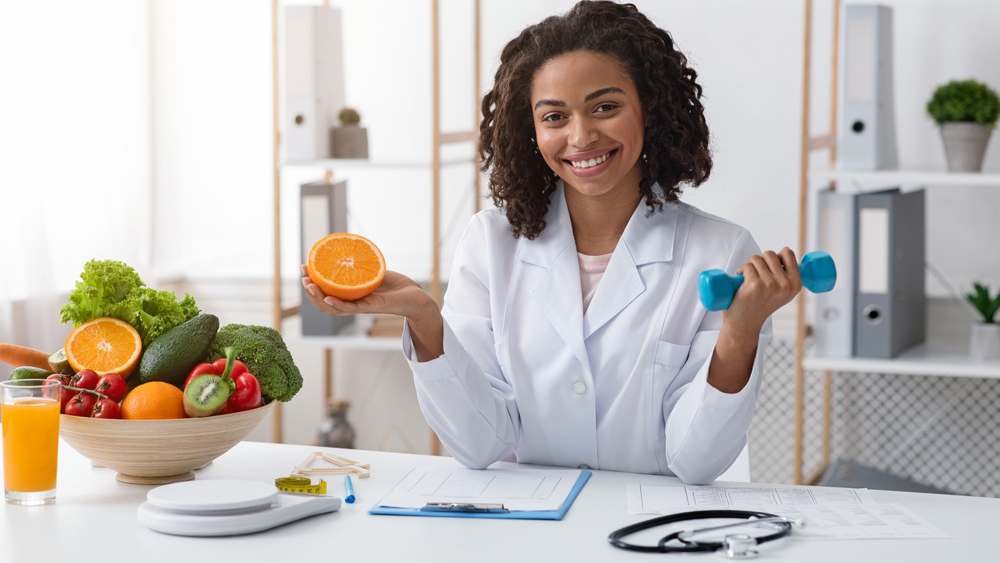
578;252;613;311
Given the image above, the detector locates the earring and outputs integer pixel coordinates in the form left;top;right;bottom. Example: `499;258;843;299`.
530;137;540;156
642;152;648;162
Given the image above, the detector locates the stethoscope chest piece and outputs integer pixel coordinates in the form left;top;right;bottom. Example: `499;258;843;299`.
723;534;758;559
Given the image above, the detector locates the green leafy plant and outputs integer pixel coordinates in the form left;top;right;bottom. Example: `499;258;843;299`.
338;107;361;126
926;80;1000;126
966;282;1000;324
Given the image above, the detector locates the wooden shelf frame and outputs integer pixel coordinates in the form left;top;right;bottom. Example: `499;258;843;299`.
794;0;841;485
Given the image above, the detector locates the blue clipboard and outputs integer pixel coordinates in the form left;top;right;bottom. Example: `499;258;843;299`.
369;470;591;521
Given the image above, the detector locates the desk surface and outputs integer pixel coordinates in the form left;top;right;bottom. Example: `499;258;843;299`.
2;441;996;563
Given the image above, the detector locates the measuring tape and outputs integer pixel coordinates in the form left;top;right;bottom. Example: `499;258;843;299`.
274;476;328;496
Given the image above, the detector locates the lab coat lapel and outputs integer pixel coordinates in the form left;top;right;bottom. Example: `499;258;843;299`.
519;184;591;376
582;244;644;339
583;196;678;339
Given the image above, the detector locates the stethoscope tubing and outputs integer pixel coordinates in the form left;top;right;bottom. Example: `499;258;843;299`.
608;509;793;553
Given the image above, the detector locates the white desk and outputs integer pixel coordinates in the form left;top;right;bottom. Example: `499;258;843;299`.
2;441;997;563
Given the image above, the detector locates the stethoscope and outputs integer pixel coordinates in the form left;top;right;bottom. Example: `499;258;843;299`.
608;510;800;559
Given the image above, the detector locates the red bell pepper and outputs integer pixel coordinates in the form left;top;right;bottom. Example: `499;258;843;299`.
184;347;262;414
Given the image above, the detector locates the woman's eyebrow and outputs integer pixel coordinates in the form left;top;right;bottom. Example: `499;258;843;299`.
533;98;566;110
584;86;625;101
533;86;626;110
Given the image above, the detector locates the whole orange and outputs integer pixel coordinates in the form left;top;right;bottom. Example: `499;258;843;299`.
121;382;186;420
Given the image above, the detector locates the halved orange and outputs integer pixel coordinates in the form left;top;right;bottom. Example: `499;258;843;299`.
65;317;142;377
307;233;386;301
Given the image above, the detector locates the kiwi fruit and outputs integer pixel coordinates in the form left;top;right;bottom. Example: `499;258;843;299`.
183;375;232;417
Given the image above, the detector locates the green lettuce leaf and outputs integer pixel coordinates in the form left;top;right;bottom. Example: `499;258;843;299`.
60;259;200;346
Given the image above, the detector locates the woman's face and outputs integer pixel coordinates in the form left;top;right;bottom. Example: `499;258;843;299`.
530;50;645;198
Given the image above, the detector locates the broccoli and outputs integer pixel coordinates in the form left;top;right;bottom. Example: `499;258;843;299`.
209;324;303;402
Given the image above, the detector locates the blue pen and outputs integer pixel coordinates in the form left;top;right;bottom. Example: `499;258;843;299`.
343;475;356;504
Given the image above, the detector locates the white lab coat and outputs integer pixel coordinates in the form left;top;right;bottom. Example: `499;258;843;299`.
401;183;770;484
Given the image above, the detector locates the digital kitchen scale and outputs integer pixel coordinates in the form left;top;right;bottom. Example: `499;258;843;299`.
137;479;341;536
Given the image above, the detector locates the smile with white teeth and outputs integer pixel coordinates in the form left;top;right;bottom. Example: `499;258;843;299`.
568;150;614;169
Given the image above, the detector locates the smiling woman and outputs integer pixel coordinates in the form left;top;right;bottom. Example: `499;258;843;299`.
302;0;802;484
479;0;712;240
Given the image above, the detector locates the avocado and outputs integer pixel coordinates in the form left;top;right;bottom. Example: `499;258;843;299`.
137;314;219;388
9;366;54;381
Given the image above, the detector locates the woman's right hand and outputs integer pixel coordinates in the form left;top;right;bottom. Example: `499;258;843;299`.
302;265;445;360
300;265;434;319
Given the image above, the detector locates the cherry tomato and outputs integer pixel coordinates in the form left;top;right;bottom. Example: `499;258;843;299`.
70;369;100;391
46;373;75;412
90;398;122;419
95;373;127;403
65;392;97;417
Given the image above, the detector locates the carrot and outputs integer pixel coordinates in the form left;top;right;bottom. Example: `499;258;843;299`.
0;343;52;370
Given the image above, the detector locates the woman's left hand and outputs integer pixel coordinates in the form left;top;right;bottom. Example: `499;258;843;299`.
723;247;802;334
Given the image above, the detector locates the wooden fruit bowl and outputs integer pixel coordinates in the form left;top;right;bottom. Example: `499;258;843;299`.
59;401;273;485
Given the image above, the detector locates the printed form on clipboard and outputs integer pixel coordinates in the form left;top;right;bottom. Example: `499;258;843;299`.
370;464;591;520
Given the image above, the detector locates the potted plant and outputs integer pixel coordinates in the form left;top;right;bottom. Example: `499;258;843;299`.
330;107;369;159
966;282;1000;361
926;79;1000;172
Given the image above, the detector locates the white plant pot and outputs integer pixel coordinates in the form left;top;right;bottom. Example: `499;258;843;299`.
969;322;1000;361
939;122;992;172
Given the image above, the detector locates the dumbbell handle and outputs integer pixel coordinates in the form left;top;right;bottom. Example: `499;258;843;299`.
698;251;837;311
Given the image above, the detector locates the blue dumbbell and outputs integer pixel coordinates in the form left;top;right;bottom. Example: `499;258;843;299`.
698;251;837;311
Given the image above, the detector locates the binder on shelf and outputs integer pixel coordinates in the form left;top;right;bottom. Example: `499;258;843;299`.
853;188;926;359
300;180;353;337
284;5;347;161
838;4;898;170
814;188;858;358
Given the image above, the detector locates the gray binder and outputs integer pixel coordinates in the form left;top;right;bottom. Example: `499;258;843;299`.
814;189;857;357
853;188;925;358
300;180;353;337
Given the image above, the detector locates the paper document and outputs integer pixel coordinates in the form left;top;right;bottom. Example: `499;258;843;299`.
627;483;947;539
379;465;582;512
628;483;877;513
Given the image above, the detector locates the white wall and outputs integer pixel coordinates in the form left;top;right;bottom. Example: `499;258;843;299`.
1;0;153;296
0;0;153;359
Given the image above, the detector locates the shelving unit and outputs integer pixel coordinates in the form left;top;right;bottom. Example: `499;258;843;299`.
795;1;998;485
804;344;1000;380
268;0;482;449
283;157;474;170
809;169;1000;188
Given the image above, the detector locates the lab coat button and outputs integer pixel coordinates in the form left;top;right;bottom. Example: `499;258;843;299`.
572;381;587;395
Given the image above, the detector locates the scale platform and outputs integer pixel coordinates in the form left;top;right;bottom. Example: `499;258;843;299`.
138;479;341;536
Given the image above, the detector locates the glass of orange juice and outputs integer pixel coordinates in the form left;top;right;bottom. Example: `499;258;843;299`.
1;378;61;505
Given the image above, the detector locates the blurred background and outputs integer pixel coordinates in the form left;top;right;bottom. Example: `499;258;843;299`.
2;0;999;495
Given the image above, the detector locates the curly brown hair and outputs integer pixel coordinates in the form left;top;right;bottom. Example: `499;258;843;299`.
479;1;712;239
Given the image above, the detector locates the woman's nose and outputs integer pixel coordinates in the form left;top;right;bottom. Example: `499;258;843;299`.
568;116;598;148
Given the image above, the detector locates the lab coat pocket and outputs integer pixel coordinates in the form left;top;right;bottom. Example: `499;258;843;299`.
654;341;691;371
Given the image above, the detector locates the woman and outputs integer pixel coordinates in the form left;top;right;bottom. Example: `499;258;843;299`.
302;1;801;484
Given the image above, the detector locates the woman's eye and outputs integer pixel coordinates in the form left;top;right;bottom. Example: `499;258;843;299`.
541;113;564;123
595;103;618;113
